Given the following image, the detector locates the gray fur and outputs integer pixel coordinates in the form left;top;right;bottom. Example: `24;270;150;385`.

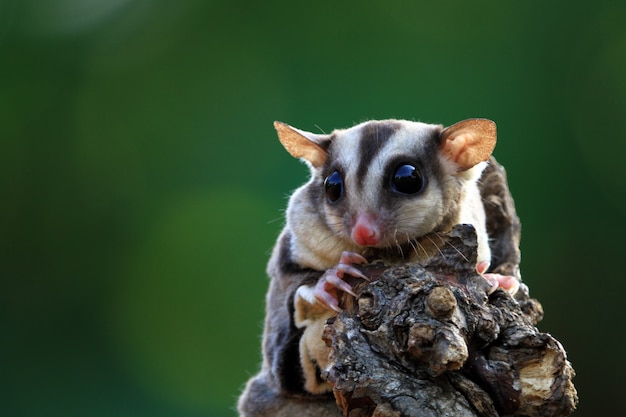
238;119;495;416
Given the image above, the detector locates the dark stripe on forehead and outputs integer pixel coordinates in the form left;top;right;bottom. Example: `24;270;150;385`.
356;121;401;188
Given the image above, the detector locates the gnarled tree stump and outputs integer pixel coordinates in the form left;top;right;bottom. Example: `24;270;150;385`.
320;159;576;416
322;225;577;417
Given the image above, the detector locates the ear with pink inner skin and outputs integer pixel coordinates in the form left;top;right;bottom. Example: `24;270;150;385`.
439;119;497;171
274;121;329;168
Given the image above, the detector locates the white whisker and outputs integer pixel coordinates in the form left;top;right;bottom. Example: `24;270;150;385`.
406;237;419;258
435;232;470;263
425;234;445;259
394;229;405;258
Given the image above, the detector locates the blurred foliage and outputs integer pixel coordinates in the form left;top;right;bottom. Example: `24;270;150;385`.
1;0;625;416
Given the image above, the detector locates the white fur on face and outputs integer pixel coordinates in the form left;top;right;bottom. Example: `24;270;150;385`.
286;119;491;268
322;121;450;247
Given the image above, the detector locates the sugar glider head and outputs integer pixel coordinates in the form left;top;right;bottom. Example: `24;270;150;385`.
274;118;496;253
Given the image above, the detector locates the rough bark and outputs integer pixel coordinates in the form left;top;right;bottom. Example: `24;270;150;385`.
320;160;578;417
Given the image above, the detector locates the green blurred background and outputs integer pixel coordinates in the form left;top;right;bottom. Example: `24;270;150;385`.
1;0;624;416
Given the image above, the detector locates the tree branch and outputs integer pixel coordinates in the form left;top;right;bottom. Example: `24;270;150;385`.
320;159;577;417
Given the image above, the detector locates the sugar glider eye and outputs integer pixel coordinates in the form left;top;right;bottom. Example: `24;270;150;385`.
392;164;425;195
324;170;344;203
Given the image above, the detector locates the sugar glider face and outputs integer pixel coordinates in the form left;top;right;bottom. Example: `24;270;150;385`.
274;118;496;255
316;120;452;248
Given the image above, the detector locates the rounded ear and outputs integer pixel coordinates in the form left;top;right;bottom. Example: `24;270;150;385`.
274;121;329;168
440;119;496;171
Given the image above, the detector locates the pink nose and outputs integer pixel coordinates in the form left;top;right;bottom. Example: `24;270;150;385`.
352;223;379;246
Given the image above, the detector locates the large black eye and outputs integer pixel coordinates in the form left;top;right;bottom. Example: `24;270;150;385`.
392;164;424;194
324;171;344;203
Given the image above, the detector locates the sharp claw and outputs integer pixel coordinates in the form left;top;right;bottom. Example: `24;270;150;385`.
324;274;357;297
311;253;371;312
338;284;357;298
314;292;342;312
339;251;368;265
337;264;370;281
320;300;342;313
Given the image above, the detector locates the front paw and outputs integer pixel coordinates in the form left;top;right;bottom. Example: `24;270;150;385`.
313;251;369;312
476;261;520;295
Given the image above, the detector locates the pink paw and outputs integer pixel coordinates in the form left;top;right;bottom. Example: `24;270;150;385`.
314;251;369;312
476;261;520;295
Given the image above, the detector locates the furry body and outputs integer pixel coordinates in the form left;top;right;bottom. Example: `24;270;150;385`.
238;118;497;416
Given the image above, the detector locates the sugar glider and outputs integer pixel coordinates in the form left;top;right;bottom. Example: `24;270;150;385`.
238;118;518;417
